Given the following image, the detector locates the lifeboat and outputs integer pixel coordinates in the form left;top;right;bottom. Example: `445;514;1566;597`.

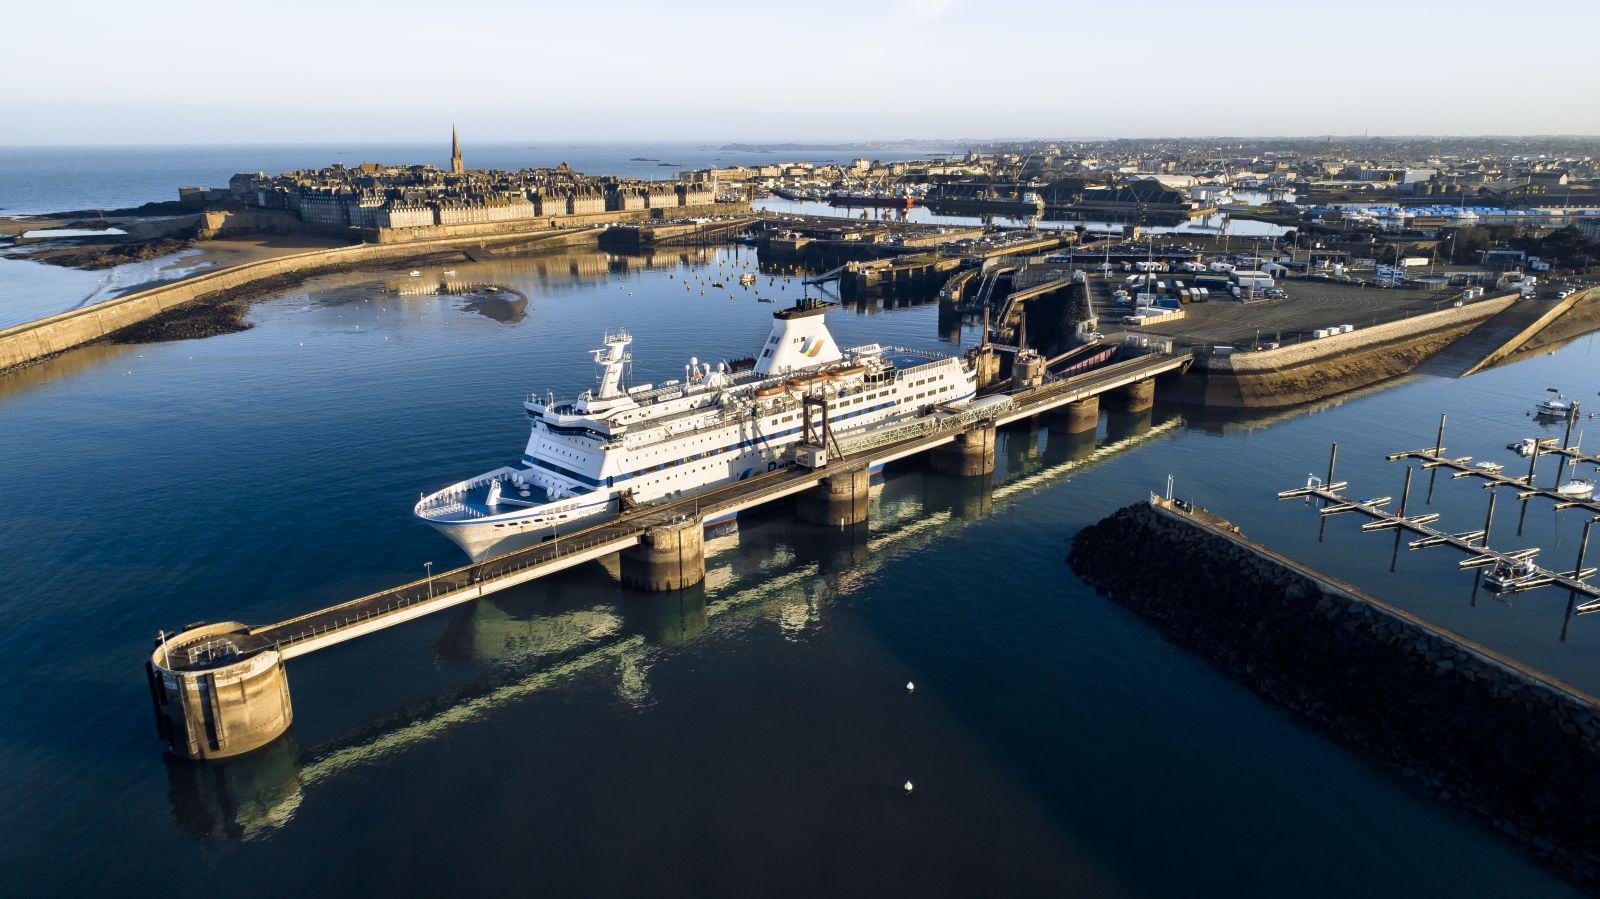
827;364;867;379
754;384;786;398
785;374;828;389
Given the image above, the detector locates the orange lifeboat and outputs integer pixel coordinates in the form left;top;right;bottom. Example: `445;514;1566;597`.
754;384;786;398
827;364;867;379
785;374;827;389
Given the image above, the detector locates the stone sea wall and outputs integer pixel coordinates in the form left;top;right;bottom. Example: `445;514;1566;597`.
0;228;597;374
1068;500;1600;886
367;200;750;244
1167;293;1517;408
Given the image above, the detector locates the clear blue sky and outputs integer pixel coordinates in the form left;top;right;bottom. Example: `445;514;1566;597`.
5;0;1597;144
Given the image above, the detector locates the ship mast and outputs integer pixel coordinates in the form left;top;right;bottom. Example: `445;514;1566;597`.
592;330;632;399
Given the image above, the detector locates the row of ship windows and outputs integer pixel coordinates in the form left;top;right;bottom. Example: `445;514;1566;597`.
621;391;892;462
493;512;572;529
526;395;906;491
610;401;898;482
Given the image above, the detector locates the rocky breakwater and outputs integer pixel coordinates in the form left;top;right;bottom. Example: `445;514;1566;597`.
1068;499;1600;887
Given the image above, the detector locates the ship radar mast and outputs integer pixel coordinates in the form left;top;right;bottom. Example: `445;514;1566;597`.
591;330;632;399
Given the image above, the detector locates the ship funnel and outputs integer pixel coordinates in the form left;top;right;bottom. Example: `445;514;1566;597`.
755;298;844;376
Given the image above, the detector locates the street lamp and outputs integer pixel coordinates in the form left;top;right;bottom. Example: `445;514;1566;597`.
424;561;434;598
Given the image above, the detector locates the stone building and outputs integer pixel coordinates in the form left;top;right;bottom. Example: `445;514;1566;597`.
299;190;352;227
377;204;436;229
644;185;679;209
571;189;605;215
678;184;714;206
533;191;569;216
609;187;647;211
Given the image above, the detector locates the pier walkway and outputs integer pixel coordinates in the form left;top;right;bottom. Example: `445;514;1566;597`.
164;352;1189;663
1278;480;1600;602
147;350;1188;759
995;276;1073;327
1386;444;1600;517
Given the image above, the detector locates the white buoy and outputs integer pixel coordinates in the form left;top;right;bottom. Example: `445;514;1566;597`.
906;681;915;694
904;781;914;795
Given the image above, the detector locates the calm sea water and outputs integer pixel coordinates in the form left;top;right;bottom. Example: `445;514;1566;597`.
0;240;1596;895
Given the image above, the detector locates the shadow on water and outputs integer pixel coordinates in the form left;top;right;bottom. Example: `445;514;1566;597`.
166;733;304;842
164;412;1184;840
0;341;138;401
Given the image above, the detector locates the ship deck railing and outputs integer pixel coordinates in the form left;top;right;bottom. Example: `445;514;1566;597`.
416;467;528;519
879;345;956;363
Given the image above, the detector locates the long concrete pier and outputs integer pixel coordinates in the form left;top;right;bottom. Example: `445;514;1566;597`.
145;351;1188;760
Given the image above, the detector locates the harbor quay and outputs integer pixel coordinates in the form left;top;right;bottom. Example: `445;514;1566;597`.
147;351;1185;760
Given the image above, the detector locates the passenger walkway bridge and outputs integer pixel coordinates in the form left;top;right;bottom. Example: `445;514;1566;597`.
145;351;1189;761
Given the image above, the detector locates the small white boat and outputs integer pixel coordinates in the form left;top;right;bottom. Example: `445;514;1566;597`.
1484;554;1549;593
1556;478;1596;499
442;269;457;276
1507;437;1557;457
408;270;422;277
1536;387;1576;418
1474;461;1504;473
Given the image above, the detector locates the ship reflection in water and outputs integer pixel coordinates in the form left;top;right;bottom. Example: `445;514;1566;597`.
164;410;1175;840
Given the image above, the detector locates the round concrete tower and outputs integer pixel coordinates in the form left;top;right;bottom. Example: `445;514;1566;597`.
147;622;293;761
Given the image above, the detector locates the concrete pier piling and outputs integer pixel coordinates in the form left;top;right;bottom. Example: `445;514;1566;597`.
971;348;1002;391
619;518;705;591
795;468;872;526
930;425;997;477
1013;353;1048;389
1048;396;1100;434
1104;378;1155;413
148;623;294;761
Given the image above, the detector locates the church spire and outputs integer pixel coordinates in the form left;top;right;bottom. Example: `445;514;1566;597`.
450;124;464;175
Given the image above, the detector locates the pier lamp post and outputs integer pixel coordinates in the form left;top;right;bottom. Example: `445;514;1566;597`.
425;561;434;599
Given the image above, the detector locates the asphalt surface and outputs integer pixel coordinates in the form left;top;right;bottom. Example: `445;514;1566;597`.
1088;274;1467;348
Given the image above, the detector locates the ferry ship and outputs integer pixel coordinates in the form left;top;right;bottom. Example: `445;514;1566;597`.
415;298;978;561
825;189;916;209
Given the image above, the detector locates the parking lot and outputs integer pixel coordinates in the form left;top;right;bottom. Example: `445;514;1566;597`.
1087;274;1470;349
